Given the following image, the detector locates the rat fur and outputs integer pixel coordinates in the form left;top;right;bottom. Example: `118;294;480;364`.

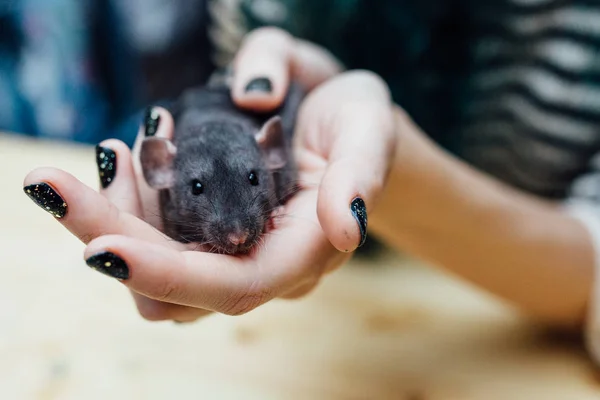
140;76;304;254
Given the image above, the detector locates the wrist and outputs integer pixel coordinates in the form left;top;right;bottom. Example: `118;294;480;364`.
369;105;561;269
369;107;594;327
369;107;461;238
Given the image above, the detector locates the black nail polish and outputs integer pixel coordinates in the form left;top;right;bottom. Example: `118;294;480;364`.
96;145;117;189
144;107;160;137
244;77;273;93
23;183;68;219
86;252;130;280
350;197;368;248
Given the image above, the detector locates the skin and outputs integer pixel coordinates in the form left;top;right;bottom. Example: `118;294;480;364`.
24;28;594;328
373;109;593;328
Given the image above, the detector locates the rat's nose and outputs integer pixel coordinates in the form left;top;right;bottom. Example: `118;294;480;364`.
228;230;250;246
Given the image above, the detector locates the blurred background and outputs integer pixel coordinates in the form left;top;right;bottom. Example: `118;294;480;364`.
0;0;463;150
3;0;600;398
0;0;215;146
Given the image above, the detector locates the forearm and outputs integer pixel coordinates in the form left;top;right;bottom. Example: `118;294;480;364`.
370;108;594;327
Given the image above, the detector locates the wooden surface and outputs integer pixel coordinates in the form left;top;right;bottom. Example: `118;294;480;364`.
1;132;600;400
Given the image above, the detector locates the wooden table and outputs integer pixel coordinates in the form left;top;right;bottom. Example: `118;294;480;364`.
1;132;599;400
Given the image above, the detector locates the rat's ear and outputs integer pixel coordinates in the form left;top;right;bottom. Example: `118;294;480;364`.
255;116;286;170
140;137;177;189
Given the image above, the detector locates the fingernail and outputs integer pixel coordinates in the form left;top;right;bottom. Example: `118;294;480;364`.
244;77;273;94
86;251;130;280
23;183;68;219
144;107;160;137
96;145;117;189
350;197;368;248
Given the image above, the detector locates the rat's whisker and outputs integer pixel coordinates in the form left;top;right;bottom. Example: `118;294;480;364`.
257;235;267;250
206;197;219;215
176;208;212;222
144;209;208;229
273;213;320;228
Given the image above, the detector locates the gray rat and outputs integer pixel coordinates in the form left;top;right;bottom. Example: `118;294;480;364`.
140;77;305;254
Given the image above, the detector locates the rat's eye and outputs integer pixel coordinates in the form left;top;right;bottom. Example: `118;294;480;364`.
191;179;204;195
248;170;259;186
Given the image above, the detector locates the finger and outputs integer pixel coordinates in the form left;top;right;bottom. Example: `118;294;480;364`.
96;138;168;316
253;191;347;290
84;235;272;316
131;106;176;155
232;27;342;112
83;195;347;316
131;294;212;323
315;72;397;253
98;131;201;318
279;282;319;300
96;139;142;217
22;167;184;249
130;106;175;230
231;28;292;111
291;39;345;89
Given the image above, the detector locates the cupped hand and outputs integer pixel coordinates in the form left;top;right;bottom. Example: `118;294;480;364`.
22;28;397;322
231;27;397;252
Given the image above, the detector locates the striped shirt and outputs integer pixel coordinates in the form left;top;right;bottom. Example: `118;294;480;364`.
460;0;600;200
208;0;600;203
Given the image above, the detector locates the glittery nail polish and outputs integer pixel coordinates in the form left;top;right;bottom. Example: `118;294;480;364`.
86;252;130;280
244;77;273;93
350;197;368;248
144;107;161;137
96;145;116;189
23;183;68;219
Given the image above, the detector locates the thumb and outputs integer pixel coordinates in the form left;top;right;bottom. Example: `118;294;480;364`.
316;97;397;253
231;27;343;112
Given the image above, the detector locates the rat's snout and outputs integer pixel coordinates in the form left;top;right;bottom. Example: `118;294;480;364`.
212;212;263;253
228;230;250;246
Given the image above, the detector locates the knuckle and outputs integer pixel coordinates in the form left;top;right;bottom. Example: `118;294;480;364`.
336;102;368;119
220;283;273;316
248;26;292;43
323;251;351;274
336;102;394;140
299;258;325;284
108;200;124;226
346;69;386;86
149;270;179;303
368;175;386;198
281;272;323;300
330;70;391;104
77;232;95;245
334;102;387;133
136;301;171;322
153;281;177;303
281;284;314;300
75;202;121;244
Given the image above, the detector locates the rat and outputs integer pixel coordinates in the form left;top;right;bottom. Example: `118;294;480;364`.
140;75;305;254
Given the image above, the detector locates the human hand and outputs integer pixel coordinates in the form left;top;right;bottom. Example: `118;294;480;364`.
230;27;397;251
22;28;396;322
